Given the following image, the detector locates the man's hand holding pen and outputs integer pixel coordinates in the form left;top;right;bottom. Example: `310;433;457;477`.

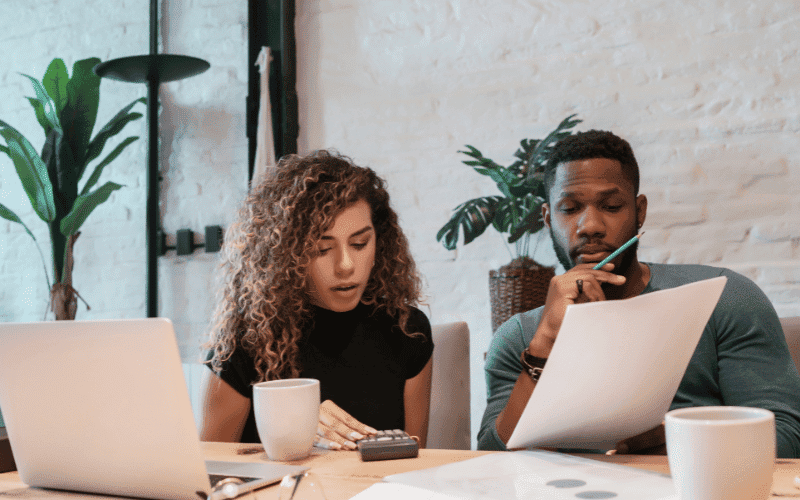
528;263;626;359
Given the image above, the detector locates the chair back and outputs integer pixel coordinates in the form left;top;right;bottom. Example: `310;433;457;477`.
426;321;471;450
781;317;800;376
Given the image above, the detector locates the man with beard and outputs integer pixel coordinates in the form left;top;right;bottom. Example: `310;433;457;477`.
477;130;800;458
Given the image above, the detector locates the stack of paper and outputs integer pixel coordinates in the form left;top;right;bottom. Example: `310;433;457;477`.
361;451;678;500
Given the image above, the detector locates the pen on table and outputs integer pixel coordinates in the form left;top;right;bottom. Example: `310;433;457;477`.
592;232;644;270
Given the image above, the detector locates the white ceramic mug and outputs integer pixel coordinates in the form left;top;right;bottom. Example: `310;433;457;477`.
665;406;775;500
253;378;320;461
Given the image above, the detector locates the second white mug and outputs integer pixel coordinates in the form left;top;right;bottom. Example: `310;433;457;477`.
665;406;775;500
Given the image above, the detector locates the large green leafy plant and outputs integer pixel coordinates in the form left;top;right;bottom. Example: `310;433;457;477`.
0;57;144;320
437;115;581;263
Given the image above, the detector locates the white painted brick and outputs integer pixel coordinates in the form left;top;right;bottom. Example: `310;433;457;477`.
0;0;247;357
295;0;800;448
2;0;800;449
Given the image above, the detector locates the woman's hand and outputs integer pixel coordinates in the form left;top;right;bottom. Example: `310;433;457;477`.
313;400;377;451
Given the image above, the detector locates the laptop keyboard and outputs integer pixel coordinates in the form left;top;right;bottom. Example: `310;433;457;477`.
208;473;261;486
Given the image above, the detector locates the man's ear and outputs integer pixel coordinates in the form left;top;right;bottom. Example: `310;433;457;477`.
635;194;647;229
542;202;552;230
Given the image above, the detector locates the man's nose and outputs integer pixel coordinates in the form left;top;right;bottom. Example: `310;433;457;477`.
577;207;605;238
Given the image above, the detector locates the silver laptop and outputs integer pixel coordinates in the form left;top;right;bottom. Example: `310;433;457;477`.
0;318;307;500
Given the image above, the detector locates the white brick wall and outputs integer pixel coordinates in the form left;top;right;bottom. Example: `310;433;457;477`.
1;0;798;448
0;0;248;363
295;0;800;447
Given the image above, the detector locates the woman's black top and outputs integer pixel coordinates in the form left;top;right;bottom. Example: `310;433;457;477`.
208;302;433;443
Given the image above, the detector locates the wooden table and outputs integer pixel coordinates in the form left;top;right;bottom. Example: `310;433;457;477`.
202;443;800;499
1;443;800;499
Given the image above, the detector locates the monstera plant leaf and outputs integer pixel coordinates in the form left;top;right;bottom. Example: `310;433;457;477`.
438;115;581;259
436;196;504;250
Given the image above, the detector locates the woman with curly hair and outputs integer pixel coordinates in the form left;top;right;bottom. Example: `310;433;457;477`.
199;150;433;450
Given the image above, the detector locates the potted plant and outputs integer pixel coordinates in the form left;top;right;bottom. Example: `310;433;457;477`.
0;57;145;320
437;115;581;331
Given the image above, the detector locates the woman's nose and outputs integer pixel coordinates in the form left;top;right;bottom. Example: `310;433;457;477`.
335;247;355;275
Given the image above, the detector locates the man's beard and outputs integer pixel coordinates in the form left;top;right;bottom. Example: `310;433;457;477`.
550;226;639;276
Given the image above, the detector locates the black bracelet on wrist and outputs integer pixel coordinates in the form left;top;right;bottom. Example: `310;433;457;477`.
520;349;548;383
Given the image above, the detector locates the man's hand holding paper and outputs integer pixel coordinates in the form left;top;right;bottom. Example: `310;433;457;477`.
507;276;726;450
529;262;625;360
480;130;800;458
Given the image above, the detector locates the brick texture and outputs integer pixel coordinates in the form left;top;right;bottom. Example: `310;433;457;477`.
1;0;798;448
295;0;800;447
0;0;248;362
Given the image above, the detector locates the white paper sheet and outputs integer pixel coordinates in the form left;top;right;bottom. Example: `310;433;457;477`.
351;483;464;500
384;451;678;500
507;276;727;450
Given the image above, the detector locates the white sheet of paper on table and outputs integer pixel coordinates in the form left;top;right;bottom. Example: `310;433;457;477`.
350;482;464;500
383;451;678;500
507;276;727;451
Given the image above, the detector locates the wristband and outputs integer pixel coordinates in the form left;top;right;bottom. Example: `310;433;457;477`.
520;349;548;383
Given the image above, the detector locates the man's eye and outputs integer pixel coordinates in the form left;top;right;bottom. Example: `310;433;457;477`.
604;205;622;212
559;206;578;214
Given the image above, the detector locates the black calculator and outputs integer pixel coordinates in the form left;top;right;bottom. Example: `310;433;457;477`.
357;429;419;461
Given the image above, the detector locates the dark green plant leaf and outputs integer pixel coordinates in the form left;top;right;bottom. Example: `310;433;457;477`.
508;138;540;179
22;73;61;134
0;144;8;155
26;97;51;136
84;97;145;171
506;179;535;198
80;136;139;196
58;130;81;199
508;195;546;243
436;196;503;250
60;181;123;236
459;145;502;169
439;115;582;256
0;119;56;222
0;202;52;287
61;57;101;173
41;126;59;182
491;197;523;234
508;209;545;243
0;202;27;229
459;146;517;198
43;58;69;116
524;113;582;182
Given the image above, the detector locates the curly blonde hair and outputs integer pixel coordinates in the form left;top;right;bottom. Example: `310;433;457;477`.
205;150;423;383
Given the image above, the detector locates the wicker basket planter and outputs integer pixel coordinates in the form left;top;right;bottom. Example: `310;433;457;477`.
489;257;555;333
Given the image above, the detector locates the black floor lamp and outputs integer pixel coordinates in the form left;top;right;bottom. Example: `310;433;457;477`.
94;0;209;318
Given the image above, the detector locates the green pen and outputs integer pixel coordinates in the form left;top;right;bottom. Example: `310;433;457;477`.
592;232;644;270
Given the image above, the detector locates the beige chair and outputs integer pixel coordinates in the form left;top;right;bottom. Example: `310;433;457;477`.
781;317;800;376
426;321;471;450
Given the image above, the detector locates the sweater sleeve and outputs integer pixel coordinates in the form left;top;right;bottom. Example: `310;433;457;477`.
477;309;542;450
712;269;800;458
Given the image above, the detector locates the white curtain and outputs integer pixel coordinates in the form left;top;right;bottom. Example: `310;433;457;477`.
252;46;276;185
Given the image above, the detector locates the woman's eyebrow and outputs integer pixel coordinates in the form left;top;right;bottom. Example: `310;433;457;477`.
319;225;373;241
349;226;374;238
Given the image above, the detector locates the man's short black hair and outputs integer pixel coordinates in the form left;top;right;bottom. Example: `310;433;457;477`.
544;130;640;203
